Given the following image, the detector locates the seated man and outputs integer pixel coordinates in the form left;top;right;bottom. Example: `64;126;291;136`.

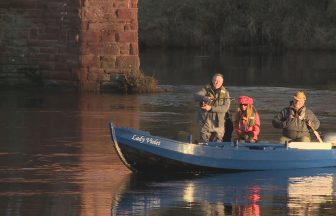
272;91;320;144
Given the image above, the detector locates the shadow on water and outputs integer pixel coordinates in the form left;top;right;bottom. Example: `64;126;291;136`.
113;168;336;216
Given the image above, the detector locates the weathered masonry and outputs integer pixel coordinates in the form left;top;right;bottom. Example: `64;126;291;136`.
0;0;145;92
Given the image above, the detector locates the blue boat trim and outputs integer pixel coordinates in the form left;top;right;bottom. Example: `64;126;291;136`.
109;122;137;172
109;122;336;173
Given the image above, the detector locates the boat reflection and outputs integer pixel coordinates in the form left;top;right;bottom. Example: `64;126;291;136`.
287;175;333;215
112;168;336;216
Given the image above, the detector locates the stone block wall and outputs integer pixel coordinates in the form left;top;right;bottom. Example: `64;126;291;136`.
0;0;139;91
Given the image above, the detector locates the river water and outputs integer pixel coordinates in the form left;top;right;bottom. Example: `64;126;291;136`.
1;50;336;215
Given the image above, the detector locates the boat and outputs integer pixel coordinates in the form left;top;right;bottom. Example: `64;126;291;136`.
109;122;336;173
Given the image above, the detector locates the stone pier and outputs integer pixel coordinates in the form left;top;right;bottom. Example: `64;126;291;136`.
0;0;144;92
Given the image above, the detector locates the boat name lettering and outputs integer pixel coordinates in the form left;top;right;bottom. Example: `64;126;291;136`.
132;135;146;143
131;135;160;145
145;137;161;145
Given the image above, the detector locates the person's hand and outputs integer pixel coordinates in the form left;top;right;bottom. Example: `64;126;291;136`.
242;133;249;141
247;131;254;138
201;103;212;111
241;131;254;142
207;96;215;101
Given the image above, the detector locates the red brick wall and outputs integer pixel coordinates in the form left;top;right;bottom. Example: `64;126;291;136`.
79;0;139;91
0;0;139;91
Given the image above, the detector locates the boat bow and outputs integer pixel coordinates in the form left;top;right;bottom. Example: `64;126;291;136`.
109;122;136;172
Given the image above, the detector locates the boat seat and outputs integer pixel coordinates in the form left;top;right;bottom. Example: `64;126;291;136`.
287;142;332;150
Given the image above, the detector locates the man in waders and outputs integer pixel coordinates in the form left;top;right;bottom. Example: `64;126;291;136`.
194;73;231;142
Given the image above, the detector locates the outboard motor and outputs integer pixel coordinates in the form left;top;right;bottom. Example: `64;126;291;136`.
323;133;336;147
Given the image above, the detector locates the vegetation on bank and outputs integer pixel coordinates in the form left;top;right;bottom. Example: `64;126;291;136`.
139;0;336;51
112;70;160;94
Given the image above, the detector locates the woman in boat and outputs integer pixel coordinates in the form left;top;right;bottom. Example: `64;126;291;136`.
194;73;231;142
272;91;320;144
234;96;260;143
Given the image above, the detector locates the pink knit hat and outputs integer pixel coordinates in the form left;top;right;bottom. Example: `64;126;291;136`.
239;96;254;105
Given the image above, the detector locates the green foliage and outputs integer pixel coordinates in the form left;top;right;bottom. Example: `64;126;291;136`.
139;0;336;50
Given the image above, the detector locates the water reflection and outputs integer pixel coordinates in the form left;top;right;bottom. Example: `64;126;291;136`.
112;168;336;216
141;49;336;89
76;93;139;215
287;175;334;215
0;91;134;215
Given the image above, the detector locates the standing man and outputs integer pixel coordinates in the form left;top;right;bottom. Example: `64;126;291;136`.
272;91;320;143
194;73;231;142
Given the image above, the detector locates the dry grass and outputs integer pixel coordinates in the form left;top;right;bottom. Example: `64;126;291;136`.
120;70;161;94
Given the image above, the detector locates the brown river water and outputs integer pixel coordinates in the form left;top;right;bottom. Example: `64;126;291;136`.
1;50;336;215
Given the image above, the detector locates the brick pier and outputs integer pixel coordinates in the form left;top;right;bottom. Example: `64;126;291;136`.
0;0;140;91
